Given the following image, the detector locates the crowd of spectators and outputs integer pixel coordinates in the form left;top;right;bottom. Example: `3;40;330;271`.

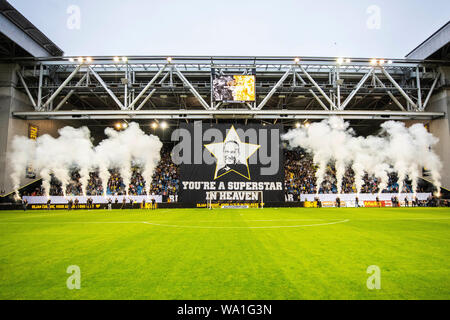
22;147;179;197
21;147;432;199
284;149;425;197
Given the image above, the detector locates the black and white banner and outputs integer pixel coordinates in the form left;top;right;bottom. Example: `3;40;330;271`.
172;122;284;204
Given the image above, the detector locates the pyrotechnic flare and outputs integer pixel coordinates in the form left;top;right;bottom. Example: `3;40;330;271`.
9;122;162;199
282;117;442;196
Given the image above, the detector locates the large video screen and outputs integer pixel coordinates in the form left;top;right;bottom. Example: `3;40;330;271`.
212;75;255;102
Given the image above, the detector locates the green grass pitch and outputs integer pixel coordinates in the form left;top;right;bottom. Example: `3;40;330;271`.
0;207;449;300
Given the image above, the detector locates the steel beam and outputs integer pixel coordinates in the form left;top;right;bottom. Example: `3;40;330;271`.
380;66;418;110
422;72;440;111
53;73;88;111
128;65;166;110
256;66;293;110
12;109;444;121
42;64;82;109
416;67;422;110
136;71;170;111
336;65;341;109
294;73;328;110
16;70;37;110
340;68;374;110
88;66;125;110
373;74;406;111
298;64;337;109
37;64;43;110
13;56;445;119
0;14;52;57
173;65;211;110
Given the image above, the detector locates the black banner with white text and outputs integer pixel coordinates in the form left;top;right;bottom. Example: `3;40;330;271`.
172;123;284;205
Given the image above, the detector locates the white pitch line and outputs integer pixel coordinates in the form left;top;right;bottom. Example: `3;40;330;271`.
0;221;146;224
0;217;449;226
141;219;350;229
0;212;81;221
0;218;334;224
349;217;450;221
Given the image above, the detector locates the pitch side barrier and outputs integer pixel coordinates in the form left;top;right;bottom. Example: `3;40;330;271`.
300;192;432;207
22;195;162;204
0;202;196;210
0;193;437;210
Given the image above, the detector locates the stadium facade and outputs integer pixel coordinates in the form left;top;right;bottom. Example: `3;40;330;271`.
0;0;449;198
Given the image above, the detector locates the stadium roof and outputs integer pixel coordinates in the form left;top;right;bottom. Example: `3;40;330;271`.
406;20;450;60
0;0;63;57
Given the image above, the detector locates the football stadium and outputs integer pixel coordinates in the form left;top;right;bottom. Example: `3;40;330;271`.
0;0;449;303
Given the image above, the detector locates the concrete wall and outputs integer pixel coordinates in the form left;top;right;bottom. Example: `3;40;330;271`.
0;63;72;195
426;66;450;190
428;90;450;190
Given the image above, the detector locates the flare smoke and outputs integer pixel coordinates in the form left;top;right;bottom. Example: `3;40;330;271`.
282;117;442;196
9;122;162;198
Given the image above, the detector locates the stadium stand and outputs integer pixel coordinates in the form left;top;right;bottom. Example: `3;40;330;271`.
21;146;180;198
22;148;424;200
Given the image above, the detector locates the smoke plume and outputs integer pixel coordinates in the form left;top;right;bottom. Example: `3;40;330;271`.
9;122;162;198
282;117;442;196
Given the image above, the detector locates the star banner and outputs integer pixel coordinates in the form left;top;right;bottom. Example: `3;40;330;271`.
175;123;285;205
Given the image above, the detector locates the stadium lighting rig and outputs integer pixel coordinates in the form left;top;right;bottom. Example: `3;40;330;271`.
160;121;168;129
336;57;351;64
115;122;128;130
151;122;158;129
369;58;393;65
112;56;128;63
67;57;93;64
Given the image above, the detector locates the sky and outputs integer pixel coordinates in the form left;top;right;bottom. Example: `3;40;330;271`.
8;0;450;58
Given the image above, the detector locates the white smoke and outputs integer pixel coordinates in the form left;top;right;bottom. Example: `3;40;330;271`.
94;122;162;196
282;118;355;194
282;117;442;196
8;136;36;199
9;122;162;198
